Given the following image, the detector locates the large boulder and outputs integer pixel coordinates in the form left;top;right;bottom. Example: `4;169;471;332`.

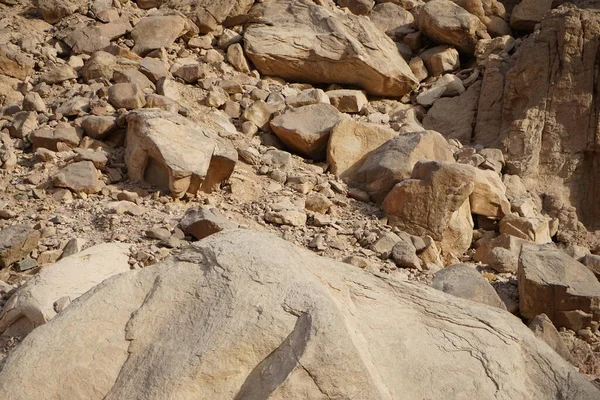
383;161;475;260
418;0;490;54
451;0;510;37
432;263;507;310
125;109;237;198
131;15;191;56
518;243;600;332
244;0;419;96
270;104;341;160
0;45;35;80
474;7;600;231
510;0;552;31
0;230;597;399
343;130;455;203
0;243;131;339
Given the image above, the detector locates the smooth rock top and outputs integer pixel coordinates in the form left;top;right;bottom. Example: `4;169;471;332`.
0;230;597;399
244;0;418;96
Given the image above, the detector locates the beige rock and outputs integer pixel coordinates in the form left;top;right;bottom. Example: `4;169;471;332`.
0;243;131;339
418;0;490;54
500;214;552;244
452;0;510;37
286;88;330;107
0;225;40;269
432;263;507;310
383;161;475;259
469;167;510;219
179;206;238;240
81;116;117;140
241;100;284;130
326;89;368;113
22;92;46;112
510;0;552;31
337;0;374;15
52;161;104;194
131;15;190;55
164;0;254;33
145;94;179;113
173;63;207;83
305;193;333;214
327;119;397;180
368;2;414;38
125;109;237;197
420;45;460;76
1;230;595;399
423;81;480;145
244;0;418;96
37;0;81;23
528;314;571;361
0;45;34;80
408;57;428;82
474;233;526;273
226;43;250;73
80;51;118;82
41;65;78;84
8;111;38;139
113;69;155;92
108;83;146;110
139;57;168;83
343;130;455;203
30;127;82;151
64;26;110;55
270;104;341;160
519;243;600;332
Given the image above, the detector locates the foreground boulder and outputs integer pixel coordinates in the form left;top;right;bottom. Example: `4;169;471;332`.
0;243;130;339
0;230;597;399
125;109;237;198
244;0;418;96
518;243;600;332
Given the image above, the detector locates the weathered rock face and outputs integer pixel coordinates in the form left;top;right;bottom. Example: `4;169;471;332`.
0;243;131;339
0;230;597;399
244;0;419;96
125;109;237;198
0;45;35;80
344;130;455;203
0;225;40;269
518;243;600;332
131;15;191;55
474;7;600;230
383;161;475;260
418;0;491;54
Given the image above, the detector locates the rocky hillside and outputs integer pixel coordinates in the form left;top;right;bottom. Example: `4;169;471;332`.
0;0;600;397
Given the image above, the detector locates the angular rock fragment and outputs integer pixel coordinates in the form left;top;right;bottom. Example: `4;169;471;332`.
0;225;40;269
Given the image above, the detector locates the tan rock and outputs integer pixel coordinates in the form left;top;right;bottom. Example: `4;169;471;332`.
327;119;397;180
108;83;146;110
528;314;572;361
37;0;81;24
131;15;190;55
0;45;34;80
342;130;455;203
30;126;82;151
270;104;341;160
226;43;250;73
0;243;131;338
41;65;78;84
52;161;104;194
510;0;552;31
0;225;40;269
519;243;600;331
500;214;552;244
125;109;237;197
408;57;428;82
368;2;414;38
164;0;254;33
241;100;284;130
244;0;418;96
418;0;490;54
326;89;368;113
337;0;374;15
81;116;117;140
0;230;597;399
420;45;460;76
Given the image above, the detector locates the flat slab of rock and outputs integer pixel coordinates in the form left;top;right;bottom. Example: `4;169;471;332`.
131;15;190;56
0;45;34;80
125;109;237;198
432;263;507;310
518;243;600;331
0;225;40;268
244;0;418;96
270;104;341;160
0;243;131;338
0;230;597;399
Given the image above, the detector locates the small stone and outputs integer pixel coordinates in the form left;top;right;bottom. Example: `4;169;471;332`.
179;206;238;240
305;193;333;214
60;238;87;259
16;257;38;272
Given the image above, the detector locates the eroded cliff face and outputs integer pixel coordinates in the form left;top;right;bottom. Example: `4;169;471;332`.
476;6;600;229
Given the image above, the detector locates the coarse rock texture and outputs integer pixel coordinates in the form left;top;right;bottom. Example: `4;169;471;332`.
0;226;40;269
0;243;131;339
163;0;254;33
0;230;597;399
475;7;600;233
125;109;237;198
518;243;600;332
244;0;419;96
